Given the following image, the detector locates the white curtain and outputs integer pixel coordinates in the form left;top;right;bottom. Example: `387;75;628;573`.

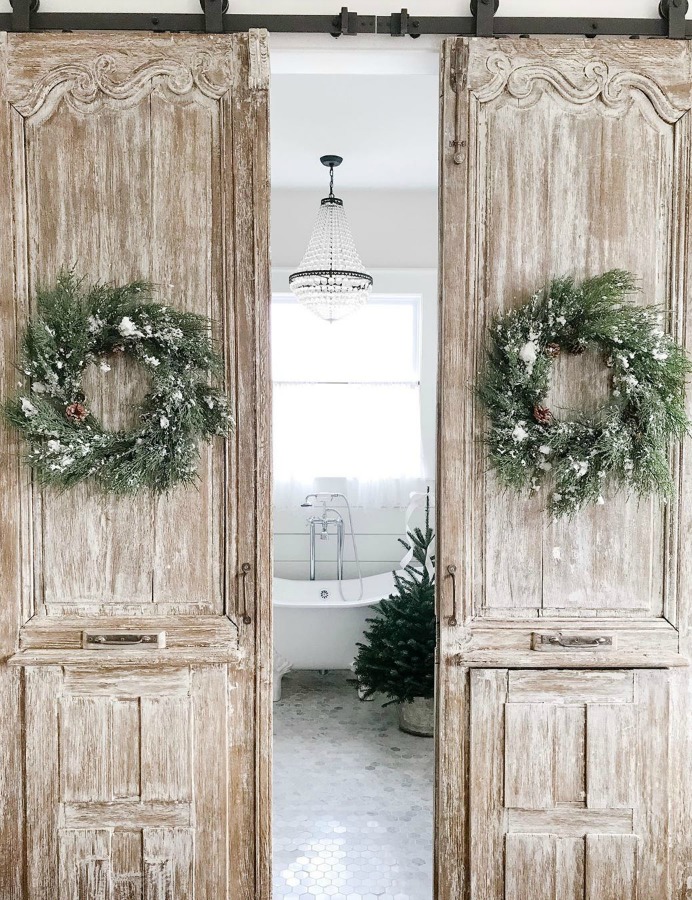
273;381;426;508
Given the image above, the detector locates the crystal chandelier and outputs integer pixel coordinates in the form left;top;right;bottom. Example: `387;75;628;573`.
289;155;373;323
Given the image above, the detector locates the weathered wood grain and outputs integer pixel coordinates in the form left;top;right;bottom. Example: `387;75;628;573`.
192;666;229;900
141;697;192;803
554;705;586;805
149;91;224;611
143;828;194;900
585;833;638;899
508;809;633;836
25;665;62;898
59;829;112;900
464;667;674;896
468;670;506;900
20;615;239;650
111;701;141;799
586;702;636;809
2;30;271;900
633;669;671;897
438;36;692;625
60;695;112;803
112;831;143;900
0;34;25;900
504;703;554;809
555;837;585;900
225;30;273;898
505;834;555;900
508;669;634;704
26;98;155;609
63;802;192;830
435;39;472;900
438;38;692;897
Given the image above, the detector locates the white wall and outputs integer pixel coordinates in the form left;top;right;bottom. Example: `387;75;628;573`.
271;190;437;269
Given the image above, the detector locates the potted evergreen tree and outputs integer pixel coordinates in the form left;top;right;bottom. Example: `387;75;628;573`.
353;493;435;736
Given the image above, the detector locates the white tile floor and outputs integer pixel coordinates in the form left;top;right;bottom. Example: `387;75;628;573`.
273;670;434;900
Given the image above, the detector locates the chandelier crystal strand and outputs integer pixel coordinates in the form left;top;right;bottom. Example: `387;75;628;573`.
289;156;373;323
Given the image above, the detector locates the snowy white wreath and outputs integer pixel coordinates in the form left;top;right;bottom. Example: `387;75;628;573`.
476;270;691;517
5;272;234;494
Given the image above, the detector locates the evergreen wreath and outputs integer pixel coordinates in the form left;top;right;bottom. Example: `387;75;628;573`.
477;270;691;518
5;271;234;494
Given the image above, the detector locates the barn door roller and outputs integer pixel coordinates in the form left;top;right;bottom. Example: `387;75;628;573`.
9;0;38;32
200;0;228;33
659;0;689;38
470;0;499;37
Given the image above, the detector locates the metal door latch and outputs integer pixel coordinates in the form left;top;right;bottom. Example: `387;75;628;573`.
531;632;616;651
82;631;166;649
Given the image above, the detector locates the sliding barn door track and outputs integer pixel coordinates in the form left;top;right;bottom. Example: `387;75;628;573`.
5;0;692;40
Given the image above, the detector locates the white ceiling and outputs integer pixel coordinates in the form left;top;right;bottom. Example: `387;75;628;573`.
270;73;439;190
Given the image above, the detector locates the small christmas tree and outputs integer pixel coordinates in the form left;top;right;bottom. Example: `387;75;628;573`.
354;491;435;706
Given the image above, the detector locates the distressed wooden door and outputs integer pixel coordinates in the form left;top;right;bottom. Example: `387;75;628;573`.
0;31;272;900
437;37;691;899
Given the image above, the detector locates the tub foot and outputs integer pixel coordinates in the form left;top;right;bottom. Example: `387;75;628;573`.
273;652;293;702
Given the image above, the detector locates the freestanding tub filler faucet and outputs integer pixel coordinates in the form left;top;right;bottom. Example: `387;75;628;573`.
301;493;363;600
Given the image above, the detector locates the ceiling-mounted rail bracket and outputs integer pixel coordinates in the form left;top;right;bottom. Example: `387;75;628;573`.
389;9;421;38
200;0;227;33
471;0;499;37
659;0;688;38
10;0;38;33
331;6;360;37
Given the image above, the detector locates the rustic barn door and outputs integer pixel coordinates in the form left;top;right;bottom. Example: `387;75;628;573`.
437;38;691;898
0;31;271;900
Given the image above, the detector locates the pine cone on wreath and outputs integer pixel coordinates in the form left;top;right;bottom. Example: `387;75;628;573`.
533;404;554;426
567;341;587;355
65;401;88;424
545;342;561;358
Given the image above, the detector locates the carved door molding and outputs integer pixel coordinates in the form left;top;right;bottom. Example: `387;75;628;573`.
0;31;272;900
437;37;691;899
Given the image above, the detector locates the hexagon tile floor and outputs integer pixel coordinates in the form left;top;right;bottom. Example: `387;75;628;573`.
273;670;434;900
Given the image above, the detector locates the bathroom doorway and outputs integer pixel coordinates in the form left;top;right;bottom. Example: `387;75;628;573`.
270;39;440;900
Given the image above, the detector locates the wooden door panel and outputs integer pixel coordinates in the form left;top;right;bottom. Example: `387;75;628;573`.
482;83;675;619
25;662;231;900
469;668;670;900
438;37;692;629
21;73;224;614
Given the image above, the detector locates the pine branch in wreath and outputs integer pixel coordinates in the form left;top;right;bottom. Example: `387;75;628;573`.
476;270;692;517
4;270;234;494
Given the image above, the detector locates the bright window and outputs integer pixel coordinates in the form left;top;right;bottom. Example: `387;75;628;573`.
272;295;426;507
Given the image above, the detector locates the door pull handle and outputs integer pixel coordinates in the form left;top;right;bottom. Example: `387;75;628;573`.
447;564;458;626
82;632;166;649
531;632;616;651
239;562;252;624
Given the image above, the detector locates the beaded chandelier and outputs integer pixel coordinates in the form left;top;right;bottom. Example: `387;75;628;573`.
289;155;373;323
